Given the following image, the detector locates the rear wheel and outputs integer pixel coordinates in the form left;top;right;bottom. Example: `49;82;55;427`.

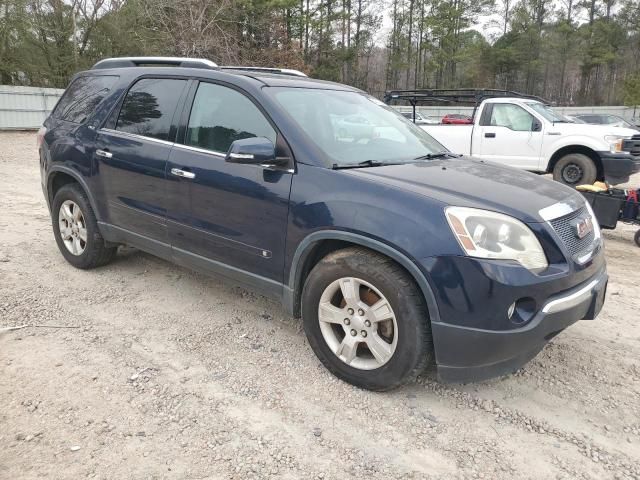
52;183;117;269
634;230;640;248
301;247;433;391
552;153;598;186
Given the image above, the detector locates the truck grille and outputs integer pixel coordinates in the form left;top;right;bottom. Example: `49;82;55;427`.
549;206;595;258
623;135;640;156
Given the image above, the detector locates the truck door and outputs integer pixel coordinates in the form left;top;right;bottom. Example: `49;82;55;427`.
472;103;544;171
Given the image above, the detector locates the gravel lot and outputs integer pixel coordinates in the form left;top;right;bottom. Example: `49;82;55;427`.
1;131;639;480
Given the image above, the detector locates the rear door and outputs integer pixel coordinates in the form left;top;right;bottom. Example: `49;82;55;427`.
473;103;543;170
95;77;188;245
166;81;293;289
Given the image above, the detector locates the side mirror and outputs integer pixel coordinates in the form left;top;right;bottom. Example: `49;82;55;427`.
532;119;542;132
226;137;285;166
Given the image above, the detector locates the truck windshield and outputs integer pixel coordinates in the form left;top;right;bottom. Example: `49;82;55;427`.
269;88;447;166
525;102;571;123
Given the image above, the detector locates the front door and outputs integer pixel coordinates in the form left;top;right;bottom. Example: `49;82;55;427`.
95;77;188;243
473;103;543;171
166;81;293;289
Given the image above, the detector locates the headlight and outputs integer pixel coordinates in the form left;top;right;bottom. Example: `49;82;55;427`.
445;207;548;271
604;135;628;154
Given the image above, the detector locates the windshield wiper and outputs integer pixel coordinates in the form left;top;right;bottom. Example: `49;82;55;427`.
413;152;458;160
332;160;400;169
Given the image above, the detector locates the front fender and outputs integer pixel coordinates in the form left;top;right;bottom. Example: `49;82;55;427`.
285;229;442;325
543;134;608;165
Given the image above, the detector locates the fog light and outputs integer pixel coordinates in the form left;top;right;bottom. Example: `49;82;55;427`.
509;297;537;325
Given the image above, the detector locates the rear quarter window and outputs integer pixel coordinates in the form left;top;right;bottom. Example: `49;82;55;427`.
115;78;187;141
52;75;118;124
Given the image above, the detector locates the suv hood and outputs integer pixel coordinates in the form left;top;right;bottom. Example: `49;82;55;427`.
344;157;583;223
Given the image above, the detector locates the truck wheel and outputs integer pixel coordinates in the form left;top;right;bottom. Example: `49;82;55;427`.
552;153;597;186
52;183;117;269
301;247;433;391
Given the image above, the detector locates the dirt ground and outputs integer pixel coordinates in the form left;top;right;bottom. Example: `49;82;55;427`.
0;131;639;480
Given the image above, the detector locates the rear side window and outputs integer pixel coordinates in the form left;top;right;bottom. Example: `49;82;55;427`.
116;78;187;141
52;75;118;124
185;82;276;153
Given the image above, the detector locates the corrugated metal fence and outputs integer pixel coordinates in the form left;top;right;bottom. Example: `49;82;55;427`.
0;85;64;130
0;84;638;129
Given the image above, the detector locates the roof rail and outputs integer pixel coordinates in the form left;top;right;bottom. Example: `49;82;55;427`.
91;57;218;70
220;66;307;77
383;88;548;106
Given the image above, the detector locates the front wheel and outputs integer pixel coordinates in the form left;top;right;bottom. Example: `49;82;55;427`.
301;247;433;391
552;153;598;186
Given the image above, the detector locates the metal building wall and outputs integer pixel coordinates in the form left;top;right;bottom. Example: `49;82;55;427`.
0;85;64;130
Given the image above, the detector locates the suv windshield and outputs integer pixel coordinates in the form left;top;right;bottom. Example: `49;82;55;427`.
269;88;446;166
525;102;571;123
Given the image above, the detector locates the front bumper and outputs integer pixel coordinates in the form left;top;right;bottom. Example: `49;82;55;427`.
432;266;608;383
597;151;640;184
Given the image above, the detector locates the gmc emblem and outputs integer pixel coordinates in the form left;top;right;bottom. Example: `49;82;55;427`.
573;217;593;239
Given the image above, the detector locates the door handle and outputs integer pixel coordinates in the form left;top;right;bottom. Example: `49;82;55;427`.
484;132;496;138
171;168;196;179
96;149;112;158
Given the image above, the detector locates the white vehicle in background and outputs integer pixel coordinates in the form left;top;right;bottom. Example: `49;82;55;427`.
400;111;440;125
573;113;639;131
385;89;640;186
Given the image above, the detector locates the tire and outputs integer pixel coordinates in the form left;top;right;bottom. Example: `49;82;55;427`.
634;230;640;248
301;247;433;391
51;183;117;269
552;153;598;186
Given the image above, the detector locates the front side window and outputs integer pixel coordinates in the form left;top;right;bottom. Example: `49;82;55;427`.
116;78;187;141
268;88;446;166
53;75;118;124
186;82;276;153
490;104;535;131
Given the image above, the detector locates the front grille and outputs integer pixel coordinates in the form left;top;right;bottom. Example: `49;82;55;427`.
549;206;595;258
623;135;640;156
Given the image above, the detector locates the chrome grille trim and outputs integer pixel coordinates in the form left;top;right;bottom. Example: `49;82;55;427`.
548;205;598;262
538;195;585;221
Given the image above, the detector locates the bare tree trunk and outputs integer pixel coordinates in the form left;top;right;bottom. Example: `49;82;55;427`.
405;0;414;88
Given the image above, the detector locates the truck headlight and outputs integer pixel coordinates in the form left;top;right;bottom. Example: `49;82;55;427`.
604;135;628;154
445;207;548;271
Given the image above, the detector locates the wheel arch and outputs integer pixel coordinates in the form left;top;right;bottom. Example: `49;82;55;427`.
47;167;101;221
547;145;603;180
285;231;440;324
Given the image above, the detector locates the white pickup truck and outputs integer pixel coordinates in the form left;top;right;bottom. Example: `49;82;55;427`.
420;97;640;185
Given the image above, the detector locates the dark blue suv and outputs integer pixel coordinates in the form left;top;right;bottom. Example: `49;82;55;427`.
39;57;608;390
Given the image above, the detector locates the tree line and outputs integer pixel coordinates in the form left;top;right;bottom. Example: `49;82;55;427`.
1;0;639;106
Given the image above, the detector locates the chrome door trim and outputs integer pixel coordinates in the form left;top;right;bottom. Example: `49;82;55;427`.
172;143;226;158
99;128;175;147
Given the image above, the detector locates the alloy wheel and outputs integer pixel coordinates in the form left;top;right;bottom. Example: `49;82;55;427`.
58;200;87;256
317;277;398;370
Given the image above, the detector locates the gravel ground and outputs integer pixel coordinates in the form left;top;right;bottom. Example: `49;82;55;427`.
1;131;639;480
